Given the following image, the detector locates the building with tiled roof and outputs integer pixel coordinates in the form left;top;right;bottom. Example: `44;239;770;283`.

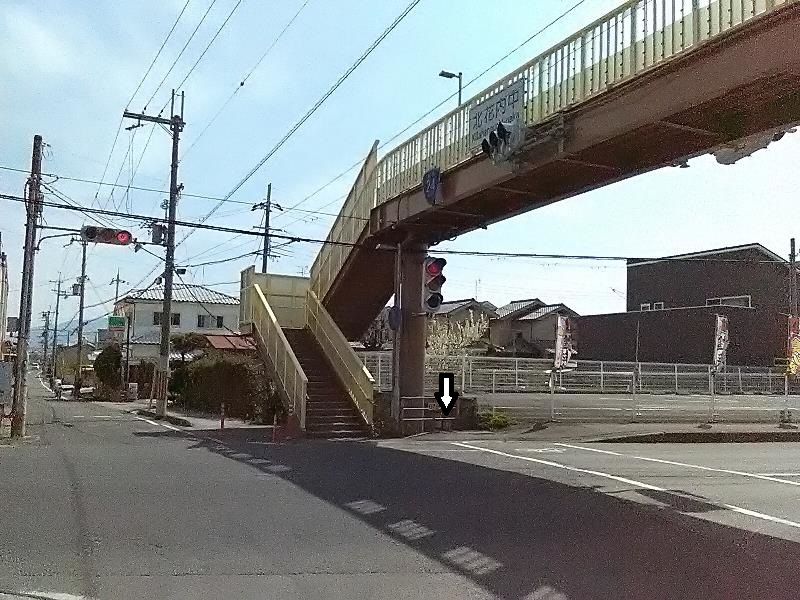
490;299;579;357
114;284;240;362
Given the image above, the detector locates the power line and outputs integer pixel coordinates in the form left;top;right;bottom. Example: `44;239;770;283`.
129;0;195;108
93;0;194;203
143;0;219;113
180;0;313;161
272;0;591;222
170;0;243;97
182;0;425;246
2;191;790;266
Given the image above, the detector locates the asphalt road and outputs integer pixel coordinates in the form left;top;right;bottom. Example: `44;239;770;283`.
3;371;800;599
481;391;800;423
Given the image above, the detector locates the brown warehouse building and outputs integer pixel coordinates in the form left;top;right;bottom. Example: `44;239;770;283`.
578;244;793;367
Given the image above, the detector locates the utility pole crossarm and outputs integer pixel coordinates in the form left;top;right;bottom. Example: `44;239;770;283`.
122;111;175;127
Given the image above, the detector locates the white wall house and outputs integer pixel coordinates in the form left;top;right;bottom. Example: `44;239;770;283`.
114;284;239;362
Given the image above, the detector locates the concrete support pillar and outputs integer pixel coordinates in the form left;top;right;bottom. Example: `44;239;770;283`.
398;242;428;408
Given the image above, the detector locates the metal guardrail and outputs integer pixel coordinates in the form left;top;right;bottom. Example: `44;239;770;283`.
306;290;375;425
249;284;308;429
309;0;792;301
358;352;799;396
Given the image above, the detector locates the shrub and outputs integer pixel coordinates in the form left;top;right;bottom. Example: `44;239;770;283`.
477;410;514;431
178;354;283;423
94;344;122;399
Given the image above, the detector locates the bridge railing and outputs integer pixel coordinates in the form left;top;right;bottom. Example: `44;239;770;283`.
248;284;308;429
374;0;790;204
306;290;375;425
309;143;377;301
310;0;791;303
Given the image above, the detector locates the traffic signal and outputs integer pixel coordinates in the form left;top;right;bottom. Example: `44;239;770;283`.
480;119;522;163
81;226;133;246
423;257;447;313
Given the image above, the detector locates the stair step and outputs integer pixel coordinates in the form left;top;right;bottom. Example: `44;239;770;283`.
307;420;363;431
306;429;370;439
306;414;362;423
306;404;354;412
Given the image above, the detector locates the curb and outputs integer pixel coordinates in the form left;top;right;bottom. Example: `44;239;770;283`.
593;430;800;443
133;409;193;428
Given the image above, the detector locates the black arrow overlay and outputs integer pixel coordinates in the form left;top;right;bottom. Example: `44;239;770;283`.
434;372;459;416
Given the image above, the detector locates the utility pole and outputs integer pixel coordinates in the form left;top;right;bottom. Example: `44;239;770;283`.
791;238;797;318
126;90;185;416
50;276;65;385
252;183;272;273
11;134;43;438
73;240;88;400
40;310;51;376
111;270;126;306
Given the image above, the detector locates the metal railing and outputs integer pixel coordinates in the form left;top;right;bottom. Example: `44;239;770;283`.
309;0;791;303
306;290;375;425
309;144;377;302
358;352;799;396
249;284;308;429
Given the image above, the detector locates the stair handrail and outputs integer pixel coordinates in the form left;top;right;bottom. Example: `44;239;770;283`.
305;289;375;425
250;283;308;429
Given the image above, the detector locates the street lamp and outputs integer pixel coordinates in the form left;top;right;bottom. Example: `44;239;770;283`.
439;70;463;107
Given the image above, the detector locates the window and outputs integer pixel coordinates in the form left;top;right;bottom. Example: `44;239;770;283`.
640;303;651;311
197;314;207;328
706;295;751;308
154;312;181;325
653;302;664;310
216;315;224;328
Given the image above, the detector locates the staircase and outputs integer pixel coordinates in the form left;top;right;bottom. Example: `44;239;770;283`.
282;328;371;439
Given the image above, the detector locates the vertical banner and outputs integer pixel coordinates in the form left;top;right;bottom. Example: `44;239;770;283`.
713;315;729;372
788;316;800;377
554;315;577;371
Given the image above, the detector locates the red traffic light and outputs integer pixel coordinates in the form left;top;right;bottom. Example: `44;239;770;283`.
81;226;133;246
425;257;446;276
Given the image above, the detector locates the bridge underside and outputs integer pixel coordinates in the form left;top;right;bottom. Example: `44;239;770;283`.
325;3;800;340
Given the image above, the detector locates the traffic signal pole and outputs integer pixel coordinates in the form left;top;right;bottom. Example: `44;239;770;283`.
124;91;185;417
11;134;43;438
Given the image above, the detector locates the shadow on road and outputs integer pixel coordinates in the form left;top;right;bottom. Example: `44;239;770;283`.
135;428;800;599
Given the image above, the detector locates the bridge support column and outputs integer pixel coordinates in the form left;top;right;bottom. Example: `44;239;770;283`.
398;242;428;427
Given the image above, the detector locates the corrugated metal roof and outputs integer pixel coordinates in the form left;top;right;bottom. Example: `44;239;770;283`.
123;284;239;305
495;298;544;320
205;334;255;351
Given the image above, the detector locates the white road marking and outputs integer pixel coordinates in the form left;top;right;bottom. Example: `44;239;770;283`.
758;473;800;477
454;442;800;530
513;447;565;454
554;443;800;488
160;422;182;431
135;417;162;427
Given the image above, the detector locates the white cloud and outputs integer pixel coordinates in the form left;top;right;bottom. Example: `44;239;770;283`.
1;4;79;77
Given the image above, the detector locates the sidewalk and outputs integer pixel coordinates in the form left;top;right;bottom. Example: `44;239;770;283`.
93;399;266;430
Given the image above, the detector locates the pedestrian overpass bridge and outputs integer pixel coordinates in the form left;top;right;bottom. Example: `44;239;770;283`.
240;0;800;437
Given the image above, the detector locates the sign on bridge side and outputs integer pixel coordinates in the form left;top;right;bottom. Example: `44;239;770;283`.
469;78;526;151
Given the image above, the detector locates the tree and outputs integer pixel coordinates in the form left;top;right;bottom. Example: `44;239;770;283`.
171;333;207;365
94;344;122;396
427;311;489;370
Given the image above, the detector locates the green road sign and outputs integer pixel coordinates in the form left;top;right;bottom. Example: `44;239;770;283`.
108;315;126;331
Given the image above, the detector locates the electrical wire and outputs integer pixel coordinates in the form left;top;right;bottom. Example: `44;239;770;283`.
170;0;243;98
93;0;193;203
143;0;219;112
180;0;313;161
180;0;425;247
1;192;790;267
273;0;591;222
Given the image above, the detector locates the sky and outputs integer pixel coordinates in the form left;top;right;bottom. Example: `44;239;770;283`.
2;0;799;339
